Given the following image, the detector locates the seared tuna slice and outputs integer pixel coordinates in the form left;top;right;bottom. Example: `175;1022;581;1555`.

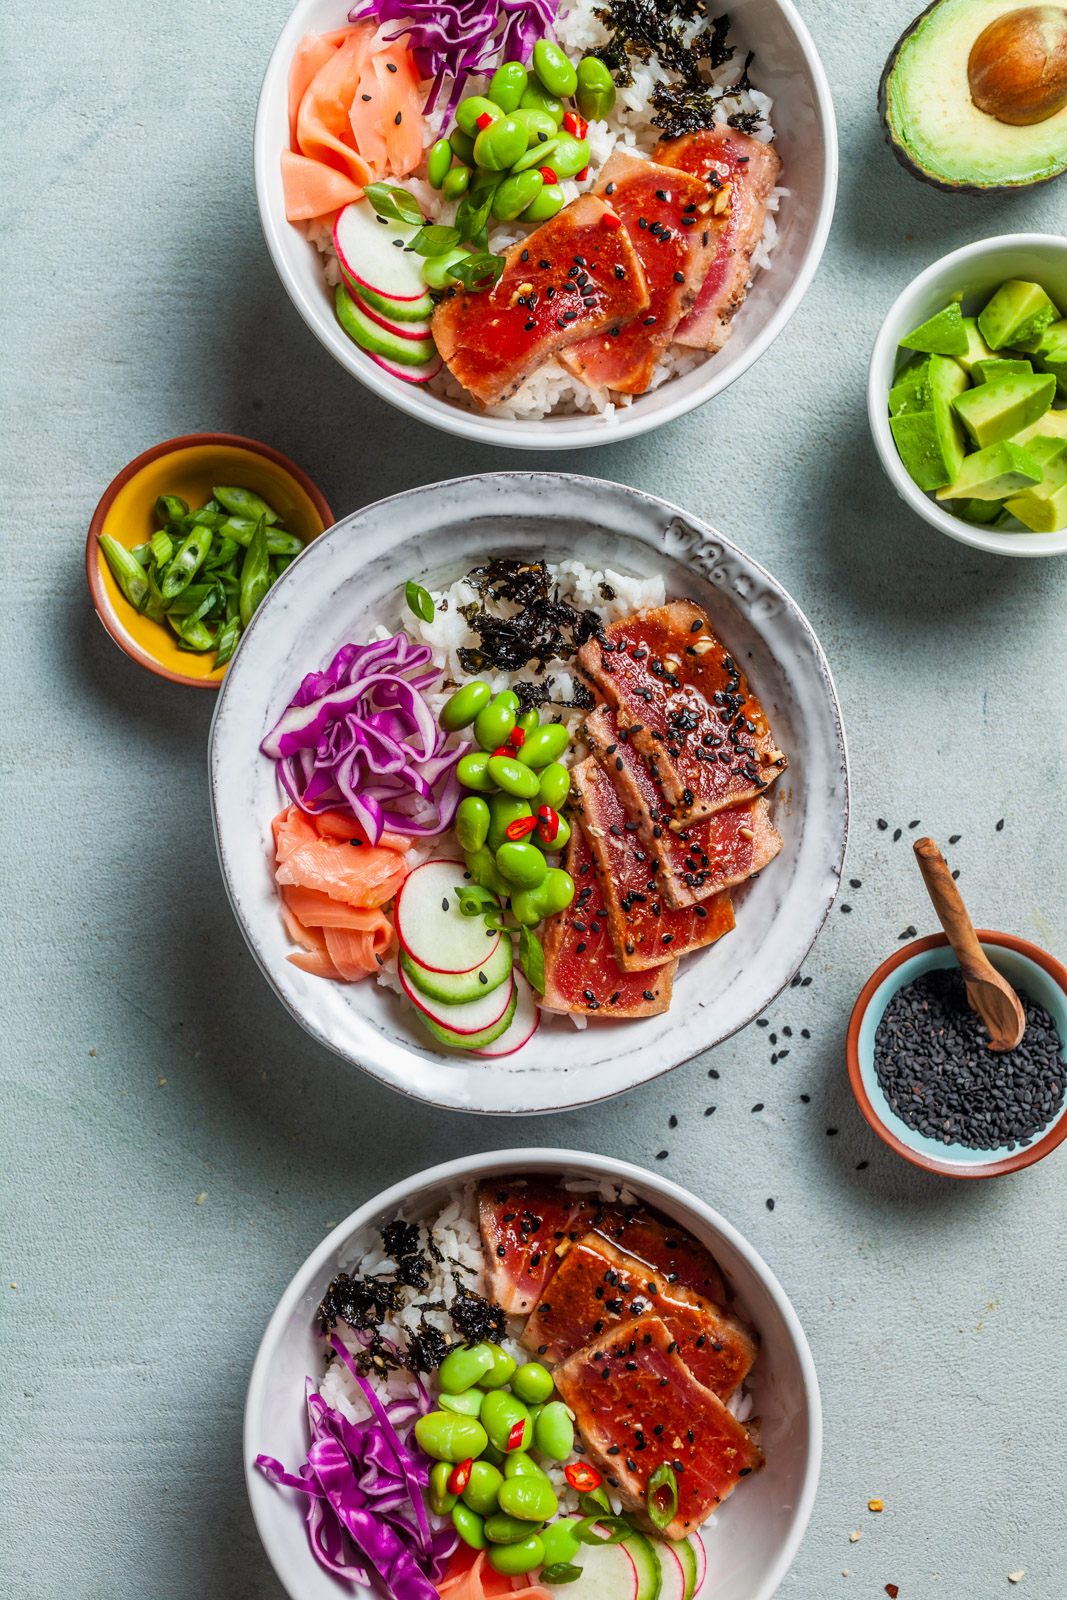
478;1177;589;1314
554;1313;764;1539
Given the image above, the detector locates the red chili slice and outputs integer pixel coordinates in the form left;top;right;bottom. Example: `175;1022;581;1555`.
575;166;590;182
508;727;526;748
601;211;622;230
491;745;512;759
563;111;588;139
506;1420;527;1452
506;815;538;841
475;113;494;131
536;804;560;844
448;1458;473;1494
539;166;558;185
565;1462;603;1492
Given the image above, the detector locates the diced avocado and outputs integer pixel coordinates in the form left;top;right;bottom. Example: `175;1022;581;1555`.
949;498;1011;527
1002;433;1067;529
1032;318;1067;397
889;352;966;419
1013;407;1067;449
889;358;969;492
952;372;1056;448
972;358;1033;385
900;300;969;357
955;317;995;376
978;280;1060;351
935;440;1044;501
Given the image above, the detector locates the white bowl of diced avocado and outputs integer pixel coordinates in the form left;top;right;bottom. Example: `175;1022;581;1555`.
869;234;1067;556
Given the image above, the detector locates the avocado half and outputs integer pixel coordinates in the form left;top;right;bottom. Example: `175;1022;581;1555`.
880;0;1067;192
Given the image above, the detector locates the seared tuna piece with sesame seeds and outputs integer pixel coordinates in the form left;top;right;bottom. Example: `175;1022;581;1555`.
577;600;786;824
521;1231;758;1399
554;1312;764;1539
583;705;784;909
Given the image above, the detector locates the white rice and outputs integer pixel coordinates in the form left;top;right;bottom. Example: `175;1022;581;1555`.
306;0;784;420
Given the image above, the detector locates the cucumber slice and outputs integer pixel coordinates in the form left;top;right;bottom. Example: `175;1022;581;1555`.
333;199;427;301
667;1537;697;1600
342;270;434;324
400;964;514;1034
654;1540;686;1600
348;287;432;341
472;970;540;1056
400;937;512;1005
416;981;518;1051
336;286;436;366
623;1532;662;1600
393;861;501;974
540;1539;638;1598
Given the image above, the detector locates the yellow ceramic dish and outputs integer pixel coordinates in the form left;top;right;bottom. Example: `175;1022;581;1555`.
86;433;334;687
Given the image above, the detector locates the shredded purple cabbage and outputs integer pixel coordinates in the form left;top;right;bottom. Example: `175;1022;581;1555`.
348;0;558;118
255;1339;456;1596
261;634;468;847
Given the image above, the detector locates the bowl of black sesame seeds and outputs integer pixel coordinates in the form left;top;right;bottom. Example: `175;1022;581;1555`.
847;931;1067;1177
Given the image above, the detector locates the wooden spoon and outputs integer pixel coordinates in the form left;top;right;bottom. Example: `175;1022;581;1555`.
912;837;1025;1052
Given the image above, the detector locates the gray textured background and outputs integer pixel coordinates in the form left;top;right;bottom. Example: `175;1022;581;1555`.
3;0;1067;1595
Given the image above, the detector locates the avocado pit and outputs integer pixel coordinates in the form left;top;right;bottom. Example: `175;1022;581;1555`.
968;5;1067;125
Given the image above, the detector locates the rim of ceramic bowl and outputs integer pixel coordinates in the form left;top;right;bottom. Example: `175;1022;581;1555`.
253;0;838;451
243;1147;823;1600
846;929;1067;1178
86;432;335;688
867;233;1067;559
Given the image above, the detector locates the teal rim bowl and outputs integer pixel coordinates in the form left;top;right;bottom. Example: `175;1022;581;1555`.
847;930;1067;1178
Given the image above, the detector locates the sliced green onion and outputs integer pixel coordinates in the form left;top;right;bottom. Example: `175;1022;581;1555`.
455;885;499;918
540;1565;582;1585
518;924;545;995
155;494;189;524
647;1463;678;1532
405;580;434;623
363;182;423;226
450;251;506;293
150;530;174;567
410;223;462;257
98;534;149;611
579;1487;613;1517
213;615;241;667
574;1516;631;1545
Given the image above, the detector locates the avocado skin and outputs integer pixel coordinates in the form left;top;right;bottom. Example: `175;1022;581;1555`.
878;0;1067;194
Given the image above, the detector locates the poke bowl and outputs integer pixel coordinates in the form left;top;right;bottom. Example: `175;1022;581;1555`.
253;0;837;449
209;471;848;1113
244;1147;822;1600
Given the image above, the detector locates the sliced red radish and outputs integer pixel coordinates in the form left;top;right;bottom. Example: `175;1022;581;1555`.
368;348;443;384
541;1541;638;1598
654;1543;686;1600
348;287;432;341
472;970;539;1056
393;861;501;974
689;1534;706;1595
334;199;427;302
344;270;434;324
399;962;515;1035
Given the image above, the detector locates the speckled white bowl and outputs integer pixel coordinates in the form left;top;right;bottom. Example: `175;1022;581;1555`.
209;472;848;1113
254;0;837;450
244;1149;822;1600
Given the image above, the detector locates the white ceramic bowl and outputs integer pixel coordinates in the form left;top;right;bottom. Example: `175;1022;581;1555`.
868;233;1067;558
254;0;837;450
209;472;849;1113
244;1148;822;1600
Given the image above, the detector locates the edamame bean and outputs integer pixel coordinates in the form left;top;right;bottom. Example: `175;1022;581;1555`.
429;1461;458;1516
537;763;571;809
549;132;591;180
440;1387;486;1418
452;1503;487;1550
484;1511;531;1545
576;55;617;119
497;691;521;712
442;164;471;200
457;751;497;792
427;137;454;188
511;136;559;174
536;812;570;854
414;1411;489;1462
503;1452;550;1482
422;248;468;290
464;847;514;898
517;722;569;769
456;96;503;135
441;680;492;731
456;796;491;853
510;1362;554;1404
482;1441;506;1468
533;39;578;98
487;1536;546;1576
439;1341;496;1394
492;169;544;221
474;115;527;172
521;182;565;222
496;841;548;890
449;127;476;164
488;61;529;114
462;1460;505;1517
511;867;575;925
487;795;532;853
480;1345;518;1389
497;1475;559;1522
474;694;518;752
487;756;540;799
510;887;544;927
480;1391;532;1453
512;107;558;146
534;1401;575;1461
519;82;564;122
516;709;541;736
540;1518;583;1565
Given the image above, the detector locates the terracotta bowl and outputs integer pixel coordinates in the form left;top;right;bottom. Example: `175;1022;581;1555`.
86;433;334;688
847;930;1067;1178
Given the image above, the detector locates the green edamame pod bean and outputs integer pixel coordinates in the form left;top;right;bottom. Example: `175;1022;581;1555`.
422;248;468;290
442;164;470;200
487;795;532;853
533;39;578;97
452;1503;487;1550
520;81;564;122
238;520;271;629
487;756;540;799
213;485;281;525
503;1451;550;1482
484;1511;531;1545
576;55;617;120
470;164;504;204
488;61;529;114
540;868;576;914
534;1401;575;1461
480;1391;531;1453
537;763;571;809
439;1387;486;1418
510;136;559;173
457;751;497;792
516;709;541;735
517;722;570;769
456;96;503;135
464;847;514;898
512;106;558;146
474;694;518;752
427;137;454;188
456;796;491;853
474;115;527;171
441;680;492;732
487;1536;545;1576
509;887;545;927
462;1460;505;1517
540;1518;583;1565
496;691;521;712
497;1475;559;1522
535;812;570;854
449;127;476;164
496;842;548;890
549;132;591;180
520;182;565;223
98;535;150;613
481;1441;506;1468
510;1362;554;1404
413;1411;489;1462
480;1345;518;1389
439;1342;496;1394
492;169;543;221
429;1461;458;1515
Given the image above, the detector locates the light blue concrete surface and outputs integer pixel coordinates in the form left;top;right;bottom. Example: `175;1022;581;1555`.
3;1;1067;1595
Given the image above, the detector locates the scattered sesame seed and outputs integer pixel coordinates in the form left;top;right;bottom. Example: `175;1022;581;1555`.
766;1197;775;1210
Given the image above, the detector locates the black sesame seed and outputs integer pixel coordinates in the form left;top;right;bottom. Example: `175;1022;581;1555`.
655;1150;668;1160
766;1198;775;1210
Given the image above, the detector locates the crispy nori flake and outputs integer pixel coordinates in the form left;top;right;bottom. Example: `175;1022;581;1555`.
456;559;601;679
589;3;762;138
405;1320;451;1373
449;1280;508;1345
